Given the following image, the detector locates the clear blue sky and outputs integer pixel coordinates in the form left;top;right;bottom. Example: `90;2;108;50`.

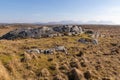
0;0;120;24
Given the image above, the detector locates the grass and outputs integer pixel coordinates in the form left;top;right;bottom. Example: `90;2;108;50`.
0;33;91;66
0;27;119;80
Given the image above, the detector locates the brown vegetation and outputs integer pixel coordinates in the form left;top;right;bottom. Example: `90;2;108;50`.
0;25;120;80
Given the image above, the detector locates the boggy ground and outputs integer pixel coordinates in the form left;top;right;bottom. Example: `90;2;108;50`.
0;25;120;80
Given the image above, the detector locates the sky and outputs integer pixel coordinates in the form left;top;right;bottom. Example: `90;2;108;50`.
0;0;120;24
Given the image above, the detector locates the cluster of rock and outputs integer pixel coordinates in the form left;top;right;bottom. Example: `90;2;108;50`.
78;29;99;45
1;25;83;40
0;25;100;44
26;46;68;54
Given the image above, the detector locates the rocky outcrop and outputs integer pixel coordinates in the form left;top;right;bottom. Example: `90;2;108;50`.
53;25;83;35
1;25;83;40
1;27;56;40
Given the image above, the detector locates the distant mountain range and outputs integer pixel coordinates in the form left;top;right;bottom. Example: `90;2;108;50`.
35;20;114;25
0;20;114;25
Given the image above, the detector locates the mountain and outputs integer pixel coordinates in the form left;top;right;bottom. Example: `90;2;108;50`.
35;20;114;25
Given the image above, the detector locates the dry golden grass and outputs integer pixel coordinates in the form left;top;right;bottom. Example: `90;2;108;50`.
0;26;119;80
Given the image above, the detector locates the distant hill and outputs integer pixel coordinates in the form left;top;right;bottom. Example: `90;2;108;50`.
35;20;114;25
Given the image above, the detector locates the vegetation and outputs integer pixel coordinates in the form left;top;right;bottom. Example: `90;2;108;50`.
0;25;120;80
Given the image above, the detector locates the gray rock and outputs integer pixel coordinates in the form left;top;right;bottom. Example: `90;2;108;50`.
1;25;83;40
78;38;98;45
78;38;90;44
55;46;68;54
53;25;83;35
70;25;82;34
26;49;40;54
43;48;55;54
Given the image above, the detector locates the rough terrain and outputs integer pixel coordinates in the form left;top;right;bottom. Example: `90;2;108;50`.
0;24;120;80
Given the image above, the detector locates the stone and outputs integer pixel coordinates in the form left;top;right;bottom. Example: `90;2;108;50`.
78;38;98;45
55;46;68;54
44;48;55;54
26;49;40;54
